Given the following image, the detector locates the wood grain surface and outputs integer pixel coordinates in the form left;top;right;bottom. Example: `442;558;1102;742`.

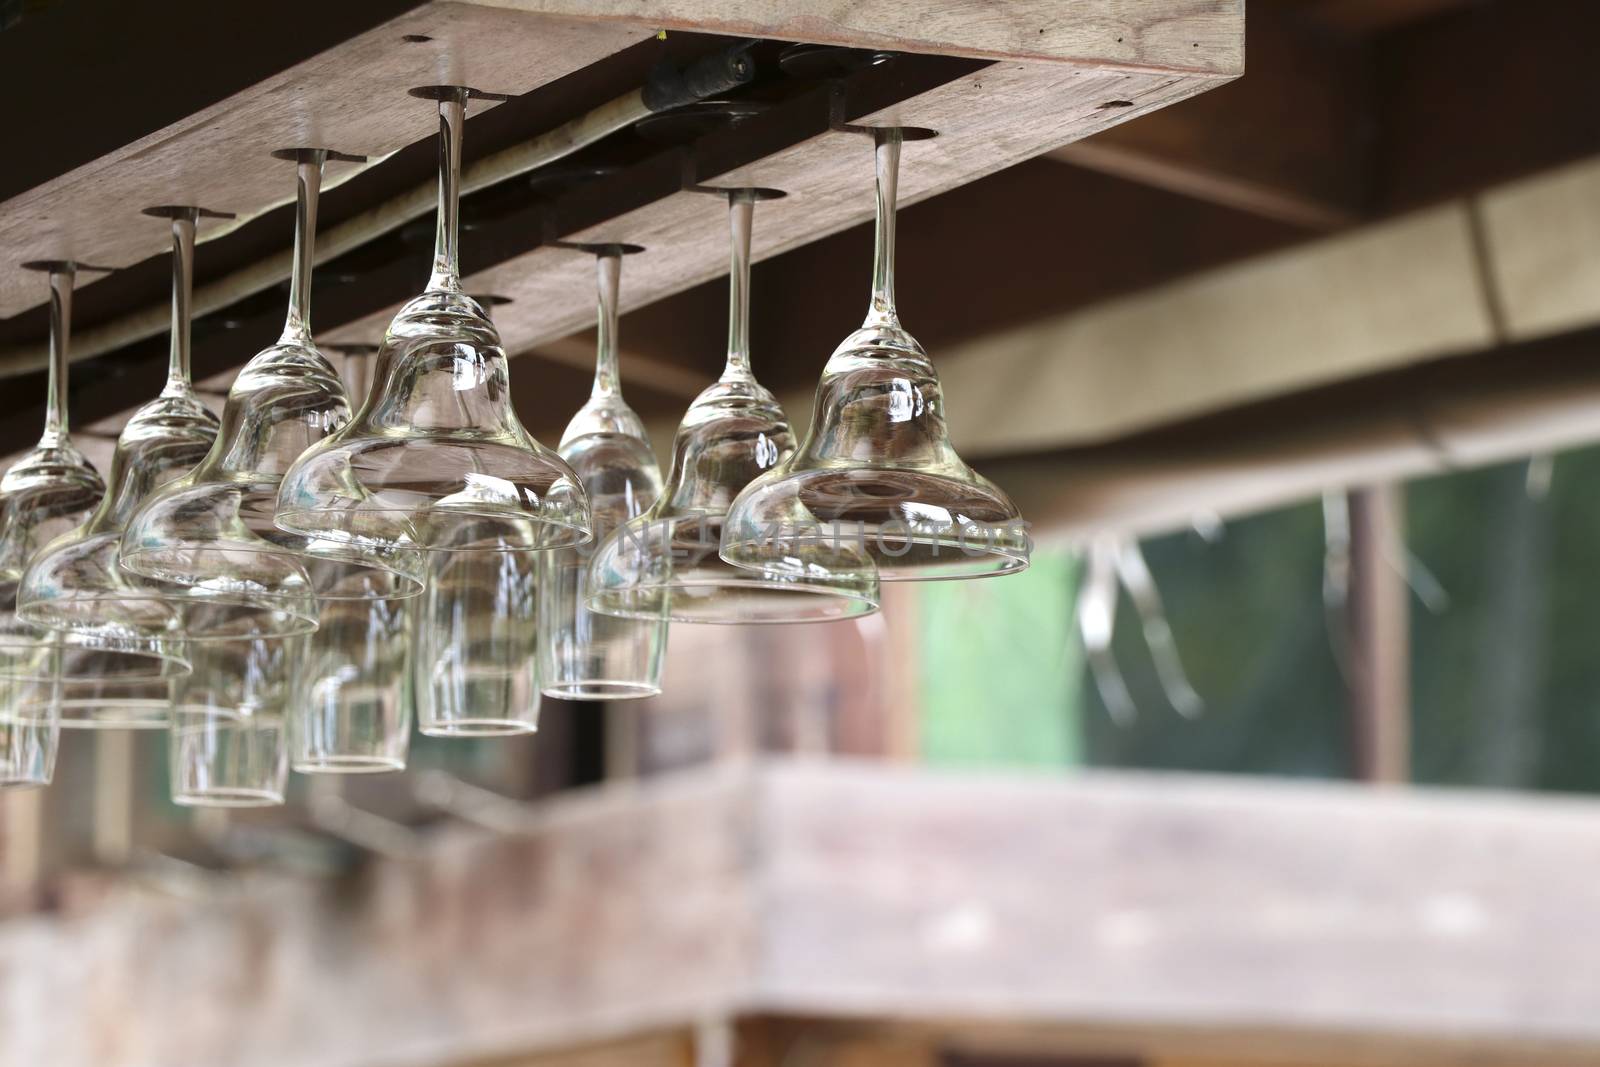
0;3;649;318
4;760;1600;1067
462;0;1245;72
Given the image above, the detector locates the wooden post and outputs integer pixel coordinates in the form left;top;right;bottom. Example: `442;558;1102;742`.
92;732;134;866
1347;485;1411;783
2;789;44;904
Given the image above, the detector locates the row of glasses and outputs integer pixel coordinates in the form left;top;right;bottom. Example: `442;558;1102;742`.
4;94;1034;804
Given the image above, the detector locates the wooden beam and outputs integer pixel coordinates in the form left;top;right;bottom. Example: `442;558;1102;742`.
320;56;1233;384
0;3;650;320
461;0;1246;71
0;4;1241;456
990;320;1600;541
0;0;419;207
10;760;1600;1067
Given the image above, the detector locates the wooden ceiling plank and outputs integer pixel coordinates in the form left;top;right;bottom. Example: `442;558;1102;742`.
3;2;1242;451
0;2;652;318
322;60;1232;398
458;0;1246;73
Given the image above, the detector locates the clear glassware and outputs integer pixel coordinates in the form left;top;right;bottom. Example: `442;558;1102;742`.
18;207;227;653
719;129;1031;580
0;669;58;788
0;262;108;587
274;86;590;554
169;634;293;807
290;342;411;772
292;592;410;771
14;211;223;729
413;518;540;736
538;248;667;699
120;150;425;638
586;189;879;623
0;262;123;712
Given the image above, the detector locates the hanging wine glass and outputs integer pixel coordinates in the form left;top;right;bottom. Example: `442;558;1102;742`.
292;339;411;772
15;208;228;728
169;635;293;807
275;86;590;554
18;206;227;651
409;295;538;736
0;261;167;747
0;262;109;587
538;246;667;699
120;150;425;639
0;261;112;716
719;129;1030;580
586;189;879;623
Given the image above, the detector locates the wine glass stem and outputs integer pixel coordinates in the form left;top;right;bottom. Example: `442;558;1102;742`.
593;252;622;398
42;267;73;446
282;152;326;346
724;189;755;379
429;95;466;292
166;215;197;393
868;128;902;325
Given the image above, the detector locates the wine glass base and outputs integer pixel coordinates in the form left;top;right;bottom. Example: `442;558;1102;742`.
541;680;661;701
875;542;1031;581
292;755;406;775
172;789;284;808
59;704;169;730
418;719;538;738
590;576;879;625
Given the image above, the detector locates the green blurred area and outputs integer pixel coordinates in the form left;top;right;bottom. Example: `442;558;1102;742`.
915;551;1081;769
914;447;1600;792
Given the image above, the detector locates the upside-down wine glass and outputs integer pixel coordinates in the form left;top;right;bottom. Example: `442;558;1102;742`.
538;247;667;699
586;188;879;623
0;261;107;781
719;128;1030;580
291;341;412;772
410;295;539;736
169;635;294;807
120;149;425;641
17;207;228;728
274;85;590;554
0;262;109;587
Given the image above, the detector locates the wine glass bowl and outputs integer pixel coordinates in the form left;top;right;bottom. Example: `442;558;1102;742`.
538;247;667;700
